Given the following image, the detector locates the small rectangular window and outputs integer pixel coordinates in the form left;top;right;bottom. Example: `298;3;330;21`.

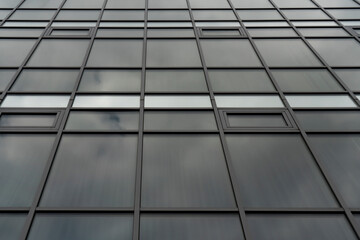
47;28;94;37
73;95;140;108
1;95;70;108
199;27;246;37
0;111;61;129
145;95;212;109
286;94;357;108
215;95;284;108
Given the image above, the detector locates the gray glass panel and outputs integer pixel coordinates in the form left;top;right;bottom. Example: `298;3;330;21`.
148;0;188;8
193;10;236;20
28;214;133;240
0;0;21;8
148;10;190;20
286;94;356;108
56;10;100;20
144;111;217;130
0;214;26;240
10;10;55;20
78;70;141;92
298;28;349;37
1;95;70;108
97;29;144;38
27;40;89;67
228;114;287;128
142;135;236;208
146;70;207;92
315;0;359;7
87;40;143;67
247;214;357;240
63;0;104;8
106;0;145;8
0;70;16;91
272;69;343;92
50;29;90;36
255;39;322;67
0;114;56;127
141;214;244;240
309;134;360;208
11;69;78;92
147;29;194;37
0;134;55;207
209;70;275;92
40;135;137;207
328;9;360;20
201;40;262;67
0;10;10;20
189;0;230;8
226;134;337;208
282;10;330;20
20;0;63;8
102;10;144;20
272;0;316;7
66;111;138;130
335;69;360;91
309;39;360;67
202;29;241;36
231;0;274;8
147;40;201;67
296;111;360;131
248;28;297;37
0;40;36;67
237;10;283;20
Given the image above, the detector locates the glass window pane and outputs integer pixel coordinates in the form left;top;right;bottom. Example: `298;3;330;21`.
63;0;104;8
215;95;284;108
27;40;89;67
1;95;70;108
147;29;194;38
193;10;236;20
50;29;90;36
147;22;192;27
201;39;262;67
282;10;330;20
20;0;63;8
328;9;360;19
40;135;137;207
56;10;100;20
227;114;288;128
309;134;360;208
65;111;139;130
0;214;26;240
144;111;217;131
0;134;55;206
196;22;240;27
247;28;298;37
3;22;49;27
10;10;55;20
148;0;188;8
255;39;322;67
78;70;141;92
309;39;360;67
0;40;36;67
0;70;16;91
292;21;337;27
106;0;144;8
237;10;283;20
28;214;133;240
145;95;212;108
148;10;190;20
146;70;207;92
189;0;230;8
286;94;357;108
202;29;242;36
73;95;140;108
97;29;144;38
296;111;360;131
0;0;22;8
209;70;275;92
140;214;244;240
315;0;359;7
0;28;44;37
52;22;96;27
0;114;56;128
272;0;316;7
244;21;289;27
0;10;10;20
231;0;274;8
247;214;356;240
11;69;78;92
271;69;343;92
142;135;236;208
147;40;201;67
226;134;337;208
99;22;145;27
335;69;360;91
298;28;349;37
102;10;144;20
87;40;143;67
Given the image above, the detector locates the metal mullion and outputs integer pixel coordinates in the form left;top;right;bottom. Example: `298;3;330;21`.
17;1;111;240
185;1;251;240
0;0;27;26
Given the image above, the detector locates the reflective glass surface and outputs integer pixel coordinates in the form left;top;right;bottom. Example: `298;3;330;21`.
0;114;56;128
73;95;140;108
1;95;70;108
0;214;26;240
0;40;36;67
0;70;16;91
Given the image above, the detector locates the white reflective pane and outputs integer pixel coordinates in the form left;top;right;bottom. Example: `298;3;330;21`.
145;96;212;108
3;22;48;27
73;95;140;108
195;22;240;27
99;22;145;27
52;22;96;27
292;21;338;27
340;21;360;26
1;95;70;108
215;95;284;108
147;22;192;27
244;21;289;27
286;95;357;108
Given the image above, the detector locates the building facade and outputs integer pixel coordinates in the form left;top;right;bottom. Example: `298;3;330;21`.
0;0;360;239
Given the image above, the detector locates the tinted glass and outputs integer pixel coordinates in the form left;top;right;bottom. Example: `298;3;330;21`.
147;40;201;67
146;70;207;92
147;29;194;37
255;39;322;67
296;111;360;131
189;0;230;8
309;39;360;67
11;69;78;92
102;10;144;20
247;214;356;240
328;9;360;19
0;40;36;67
209;70;275;92
237;10;283;20
106;0;144;8
78;70;141;92
226;134;337;208
215;95;284;108
148;10;190;20
56;10;100;20
1;95;70;108
202;29;241;36
286;95;357;108
271;69;343;92
148;0;188;8
0;114;56;127
0;134;55;206
10;10;55;20
231;0;274;8
87;40;143;67
50;29;90;36
201;40;262;67
145;95;212;108
144;111;217;130
0;28;44;37
0;0;22;8
335;69;360;91
298;28;349;37
73;95;140;108
227;114;288;128
0;70;16;91
63;0;105;8
0;214;26;240
142;135;236;208
309;134;360;208
272;0;316;7
97;29;144;38
27;40;89;67
193;10;236;20
40;135;137;207
315;0;359;7
247;28;297;37
28;214;133;240
20;0;63;8
66;111;138;130
140;214;244;240
282;10;330;20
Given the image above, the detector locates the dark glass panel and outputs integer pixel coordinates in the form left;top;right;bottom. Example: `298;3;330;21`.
0;214;26;240
96;29;144;38
56;10;100;20
147;29;194;37
63;0;105;8
0;70;16;91
335;69;360;91
0;40;36;67
10;10;56;20
102;10;144;20
20;0;63;8
106;0;145;8
0;28;44;37
148;10;190;20
0;114;56;127
227;114;287;128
